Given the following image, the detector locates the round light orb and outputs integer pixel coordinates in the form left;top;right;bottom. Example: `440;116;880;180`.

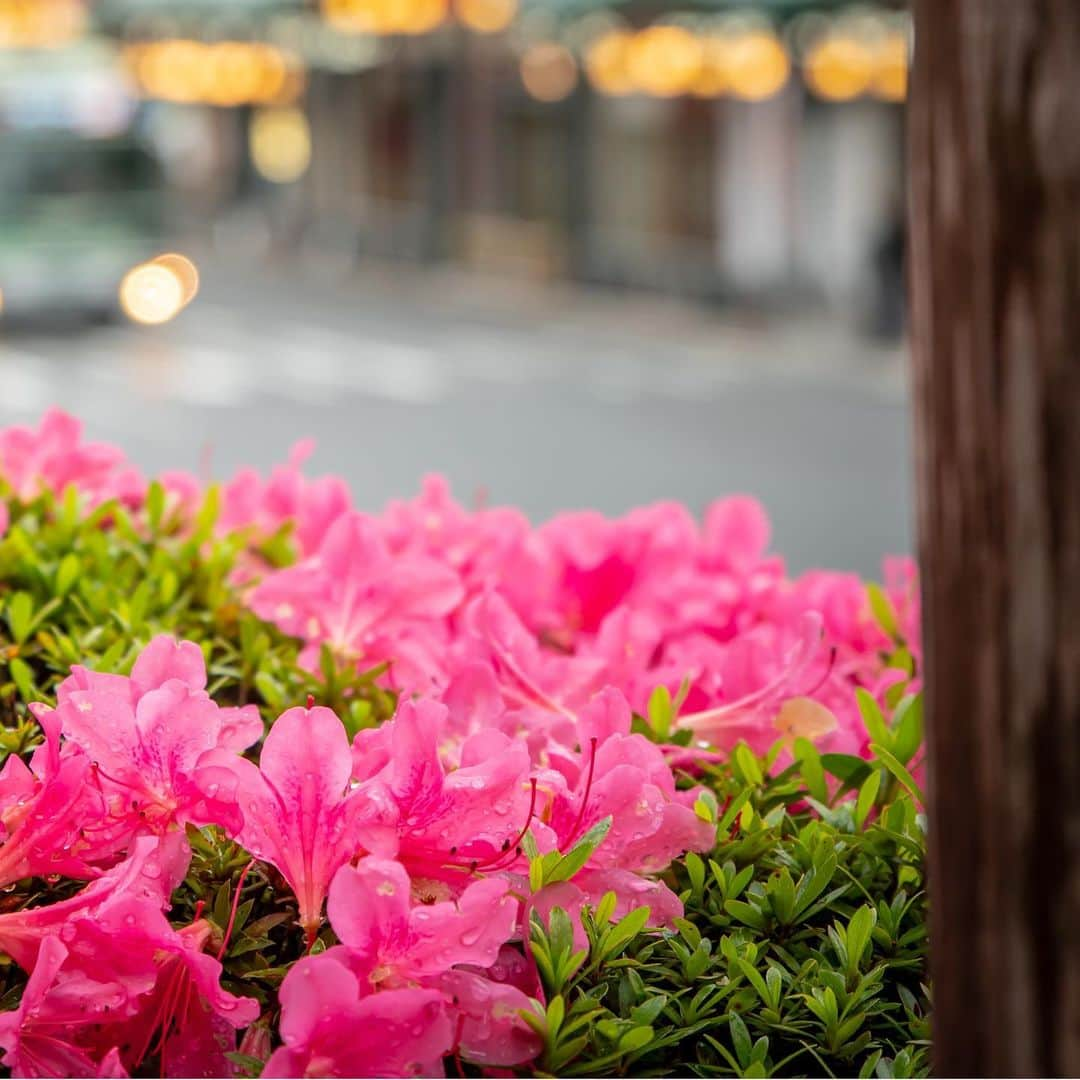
804;34;874;102
119;264;185;326
585;30;634;96
871;32;908;102
149;254;199;307
249;106;312;185
726;30;790;102
456;0;516;35
520;42;578;103
626;25;704;98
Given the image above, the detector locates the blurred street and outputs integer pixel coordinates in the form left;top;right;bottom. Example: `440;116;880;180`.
0;259;910;575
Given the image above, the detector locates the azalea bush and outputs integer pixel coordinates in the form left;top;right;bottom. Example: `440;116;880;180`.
0;410;928;1078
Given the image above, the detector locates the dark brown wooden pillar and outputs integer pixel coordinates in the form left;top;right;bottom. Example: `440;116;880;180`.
908;1;1080;1074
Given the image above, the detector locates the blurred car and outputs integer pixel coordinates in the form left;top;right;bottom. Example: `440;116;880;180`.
0;131;168;321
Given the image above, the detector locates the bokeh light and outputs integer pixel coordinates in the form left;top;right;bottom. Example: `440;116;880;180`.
149;254;200;307
726;30;790;102
871;32;909;102
456;0;517;35
626;25;704;99
690;36;731;98
520;42;578;103
126;41;305;108
803;35;874;102
249;107;312;185
321;0;448;35
119;264;185;326
585;30;634;97
0;0;86;49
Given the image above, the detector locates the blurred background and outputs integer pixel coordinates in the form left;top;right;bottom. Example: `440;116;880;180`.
0;0;911;574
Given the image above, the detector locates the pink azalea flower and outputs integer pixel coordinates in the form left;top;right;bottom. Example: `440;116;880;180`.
220;440;352;557
351;697;535;875
454;592;600;726
0;711;111;886
378;475;552;621
0;408;143;507
0;937;127;1078
37;636;261;836
539;502;699;637
263;955;453;1079
325;857;518;987
108;916;259;1077
210;703;397;933
702;494;772;570
0;834;188;973
250;511;464;691
439;969;542;1068
536;690;714;877
675;612;832;748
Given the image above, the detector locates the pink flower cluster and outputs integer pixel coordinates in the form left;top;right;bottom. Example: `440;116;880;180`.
0;410;919;1077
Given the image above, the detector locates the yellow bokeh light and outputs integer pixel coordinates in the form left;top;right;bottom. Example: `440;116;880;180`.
128;40;307;108
871;32;908;102
585;30;634;97
726;30;790;102
395;0;449;35
690;36;731;98
149;254;199;307
0;0;86;49
119;264;185;327
249;107;312;185
138;40;203;104
520;42;578;103
321;0;378;33
206;42;266;107
456;0;516;35
626;25;704;98
804;35;874;102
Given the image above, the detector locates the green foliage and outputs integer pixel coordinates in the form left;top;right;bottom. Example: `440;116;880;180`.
525;732;930;1078
0;487;397;760
0;486;931;1077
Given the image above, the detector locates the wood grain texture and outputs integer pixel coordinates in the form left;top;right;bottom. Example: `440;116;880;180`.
908;0;1080;1074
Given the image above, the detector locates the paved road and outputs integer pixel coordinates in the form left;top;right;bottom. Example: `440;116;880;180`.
0;261;913;577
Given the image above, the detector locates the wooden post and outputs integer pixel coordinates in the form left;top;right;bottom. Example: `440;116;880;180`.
908;1;1080;1074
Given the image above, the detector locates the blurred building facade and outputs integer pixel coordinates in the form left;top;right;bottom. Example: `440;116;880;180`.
5;0;908;330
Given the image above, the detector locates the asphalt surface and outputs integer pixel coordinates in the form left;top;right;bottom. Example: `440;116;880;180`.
0;260;913;577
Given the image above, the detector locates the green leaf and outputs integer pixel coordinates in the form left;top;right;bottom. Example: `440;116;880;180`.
718;789;753;834
541;816;613;886
867;582;899;638
617;1025;654;1053
730;1012;753;1067
844;905;877;976
145;480;166;533
684;851;705;897
596;905;651;964
854;770;882;830
794;736;829;803
9;657;35;700
856;689;891;748
546;994;566;1037
54;553;81;597
820;753;874;789
891;694;924;765
734;743;764;786
6;591;33;645
647;684;673;739
870;743;926;805
725;899;767;930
